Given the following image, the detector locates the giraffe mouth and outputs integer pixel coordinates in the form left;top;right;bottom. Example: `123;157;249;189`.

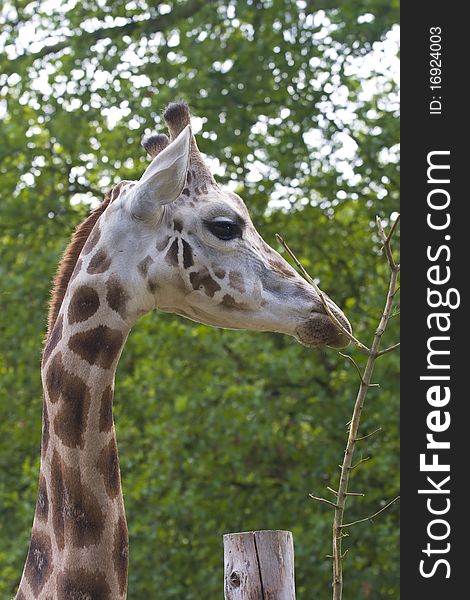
295;306;352;349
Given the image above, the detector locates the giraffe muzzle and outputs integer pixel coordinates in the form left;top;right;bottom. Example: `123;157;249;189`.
295;299;352;349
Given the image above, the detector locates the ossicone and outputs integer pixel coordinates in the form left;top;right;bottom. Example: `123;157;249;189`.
163;100;191;140
142;134;170;159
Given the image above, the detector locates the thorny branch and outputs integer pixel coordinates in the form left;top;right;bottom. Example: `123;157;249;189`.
278;215;400;600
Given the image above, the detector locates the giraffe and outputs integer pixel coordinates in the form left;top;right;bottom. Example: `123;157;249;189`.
15;101;352;599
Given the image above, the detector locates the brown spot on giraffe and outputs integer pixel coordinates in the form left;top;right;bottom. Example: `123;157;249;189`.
201;183;208;194
45;352;65;404
165;239;179;267
24;529;53;596
214;268;226;279
113;516;129;596
186;171;192;184
229;271;246;293
182;188;190;196
68;325;123;369
36;474;48;522
68;285;100;324
106;275;129;320
57;568;111;600
220;294;248;310
58;460;105;548
182;239;194;268
53;377;91;449
42;314;63;364
147;278;158;294
99;385;114;433
173;219;183;232
138;255;154;278
45;352;91;448
51;450;65;550
87;248;112;274
97;438;121;500
190;268;221;297
82;223;101;255
42;400;50;455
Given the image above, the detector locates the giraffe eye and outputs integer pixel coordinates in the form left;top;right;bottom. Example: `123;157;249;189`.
206;219;242;241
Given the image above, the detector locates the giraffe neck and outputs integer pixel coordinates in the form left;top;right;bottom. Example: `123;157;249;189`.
16;272;134;599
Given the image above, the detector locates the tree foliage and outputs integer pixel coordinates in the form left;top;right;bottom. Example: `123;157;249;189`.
0;1;399;598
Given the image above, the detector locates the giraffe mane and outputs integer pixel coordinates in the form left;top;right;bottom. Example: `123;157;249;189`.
45;192;112;342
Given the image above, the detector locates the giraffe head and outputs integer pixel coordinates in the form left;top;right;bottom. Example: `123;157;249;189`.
84;102;351;348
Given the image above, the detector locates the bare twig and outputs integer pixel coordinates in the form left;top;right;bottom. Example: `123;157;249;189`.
339;352;364;385
327;216;400;600
385;214;400;245
341;496;401;528
376;215;400;272
377;342;401;357
309;494;339;509
355;428;382;442
349;456;371;470
282;216;400;600
276;234;370;353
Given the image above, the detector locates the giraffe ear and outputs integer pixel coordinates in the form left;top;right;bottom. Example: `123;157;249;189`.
131;124;191;220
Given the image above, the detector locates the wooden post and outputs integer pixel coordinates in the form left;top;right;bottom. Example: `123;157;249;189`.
223;530;296;599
